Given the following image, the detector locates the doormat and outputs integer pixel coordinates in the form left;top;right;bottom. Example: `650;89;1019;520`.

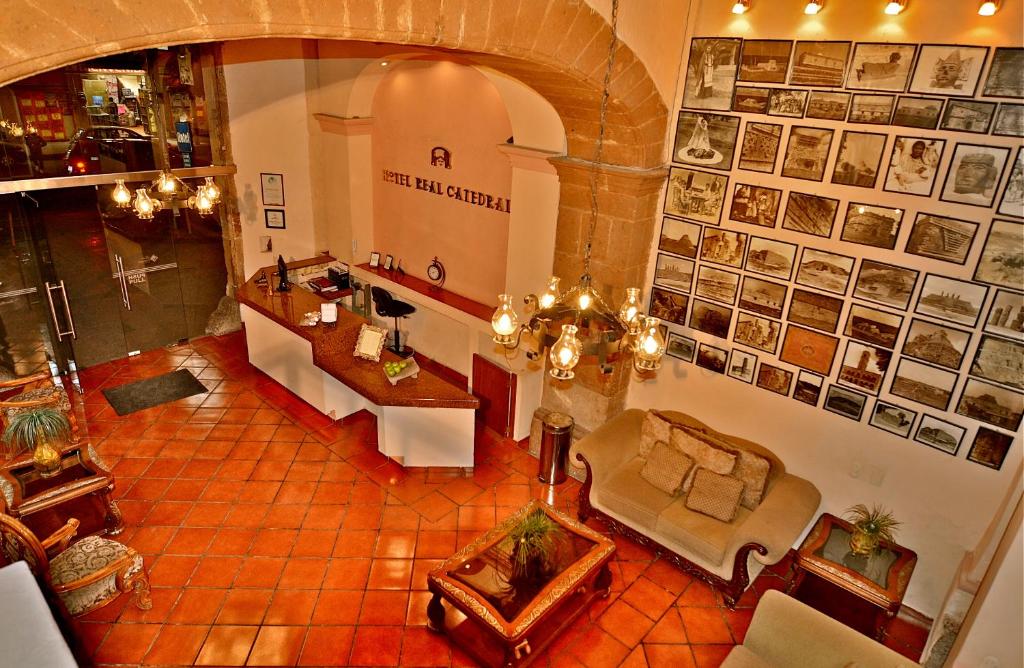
102;369;208;416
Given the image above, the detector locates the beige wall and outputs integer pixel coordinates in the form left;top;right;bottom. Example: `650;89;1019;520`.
629;0;1024;618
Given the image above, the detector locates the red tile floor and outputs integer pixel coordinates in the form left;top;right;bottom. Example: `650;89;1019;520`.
49;331;927;666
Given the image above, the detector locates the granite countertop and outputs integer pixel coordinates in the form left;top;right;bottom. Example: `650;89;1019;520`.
237;262;479;410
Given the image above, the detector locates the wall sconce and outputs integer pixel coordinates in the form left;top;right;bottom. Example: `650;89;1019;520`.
978;0;999;15
804;0;824;14
884;0;907;14
732;0;750;14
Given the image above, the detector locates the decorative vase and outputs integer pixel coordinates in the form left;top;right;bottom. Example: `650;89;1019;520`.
849;529;879;556
32;439;62;478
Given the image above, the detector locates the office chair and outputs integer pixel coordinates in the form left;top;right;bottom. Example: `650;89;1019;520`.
371;287;416;358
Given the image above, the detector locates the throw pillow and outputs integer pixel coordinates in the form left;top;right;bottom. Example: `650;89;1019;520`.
686;468;744;522
670;428;737;492
640;411;673;459
640;441;693;496
730;447;772;510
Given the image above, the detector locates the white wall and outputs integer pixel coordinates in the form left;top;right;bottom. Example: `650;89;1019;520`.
630;0;1024;617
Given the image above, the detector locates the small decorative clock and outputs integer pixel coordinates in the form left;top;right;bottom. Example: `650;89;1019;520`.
427;256;446;288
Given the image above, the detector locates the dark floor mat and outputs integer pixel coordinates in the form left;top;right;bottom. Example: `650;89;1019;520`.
102;369;208;416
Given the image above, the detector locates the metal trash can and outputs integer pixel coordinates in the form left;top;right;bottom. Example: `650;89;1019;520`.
538;412;574;484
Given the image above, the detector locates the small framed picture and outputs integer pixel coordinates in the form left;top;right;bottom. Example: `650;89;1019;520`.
738;39;793;84
901;318;971;370
789;41;852;88
756;362;793;396
733;86;770;114
882;137;946;198
869;401;917;438
891;96;944;130
659;217;703;259
787;288;844;334
744;236;797;281
654;253;695;293
738;123;783;174
649;287;690;327
837;340;891;395
966;426;1015;470
665;166;728;225
264;209;286;229
904;213;978;265
956;378;1024;432
831;131;887;189
383;254;394;271
890;358;959;411
695;342;728;374
805;90;852;121
260;172;285;206
666;332;696;362
353;323;388;361
695;265;740;305
733;311;782;354
982;47;1024;99
848;93;896;124
996;150;1023;219
728;183;782;228
672;111;741;171
779;325;839;376
766;88;808;118
985;289;1024;341
796;247;855;296
970;334;1024;390
689;298;734;339
793;371;824;406
840;203;905;250
854;260;920;311
682;38;743;111
992;103;1024;137
728;349;757;383
915;273;989;327
781;191;840;238
939;98;997;133
823;384;868;421
781;126;835;182
738;276;787;320
700;228;748;268
939;142;1011;208
845;304;904;350
369;251;381;268
847;43;917;92
909;45;989;97
913;414;965;456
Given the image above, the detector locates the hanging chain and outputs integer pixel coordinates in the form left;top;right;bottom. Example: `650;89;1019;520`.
583;0;619;277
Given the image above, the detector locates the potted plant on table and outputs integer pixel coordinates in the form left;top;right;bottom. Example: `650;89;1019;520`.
844;504;900;556
2;406;71;478
504;507;568;588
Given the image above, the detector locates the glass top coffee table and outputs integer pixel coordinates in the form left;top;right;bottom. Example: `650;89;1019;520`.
427;500;615;667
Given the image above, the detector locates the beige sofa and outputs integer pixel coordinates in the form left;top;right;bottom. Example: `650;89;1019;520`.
724;589;918;666
571;409;820;607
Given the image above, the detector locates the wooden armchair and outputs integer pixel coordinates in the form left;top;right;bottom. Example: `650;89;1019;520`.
0;511;151;617
0;372;80;456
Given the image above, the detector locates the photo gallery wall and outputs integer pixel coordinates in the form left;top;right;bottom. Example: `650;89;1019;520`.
654;38;1023;470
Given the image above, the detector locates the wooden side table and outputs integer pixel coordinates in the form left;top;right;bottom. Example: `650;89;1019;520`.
0;444;123;539
787;513;917;641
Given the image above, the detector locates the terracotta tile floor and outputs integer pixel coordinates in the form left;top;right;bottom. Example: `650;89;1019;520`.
50;331;928;666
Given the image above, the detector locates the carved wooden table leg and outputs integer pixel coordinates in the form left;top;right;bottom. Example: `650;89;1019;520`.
595;563;612;597
427;591;446;633
785;568;806;595
102;488;124;535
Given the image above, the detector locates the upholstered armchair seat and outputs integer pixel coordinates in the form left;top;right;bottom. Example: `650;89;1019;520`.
49;535;145;616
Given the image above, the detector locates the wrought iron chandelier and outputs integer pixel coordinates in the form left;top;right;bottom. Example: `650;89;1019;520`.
489;0;665;380
111;170;221;219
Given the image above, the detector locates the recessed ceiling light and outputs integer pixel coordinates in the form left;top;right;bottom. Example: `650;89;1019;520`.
978;0;999;15
380;60;390;67
804;0;824;14
884;0;906;14
732;0;750;14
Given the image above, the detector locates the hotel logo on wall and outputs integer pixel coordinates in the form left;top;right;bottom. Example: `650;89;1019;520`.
430;146;451;169
382;156;511;214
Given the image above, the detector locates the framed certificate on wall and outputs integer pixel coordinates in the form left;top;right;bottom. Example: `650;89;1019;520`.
260;172;285;206
264;209;286;229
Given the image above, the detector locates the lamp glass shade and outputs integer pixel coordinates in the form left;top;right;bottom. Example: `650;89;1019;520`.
156;171;178;194
491;294;519;343
538;276;560;310
202;176;221;203
133;189;156;220
549;324;582;380
112;180;131;207
618;287;643;334
634;317;665;371
193;190;214;215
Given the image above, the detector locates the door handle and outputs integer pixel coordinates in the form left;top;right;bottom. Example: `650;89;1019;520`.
45;281;77;340
115;254;132;311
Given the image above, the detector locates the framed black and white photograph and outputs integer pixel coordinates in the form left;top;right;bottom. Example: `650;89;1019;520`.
683;38;742;111
838;340;891;395
870;401;917;438
369;251;381;268
734;311;781;354
970;334;1024;390
915;274;989;327
914;414;966;455
848;43;917;92
654;253;695;293
940;99;997;133
739;276;787;319
892;96;945;130
845;304;904;349
793;371;824;406
733;86;770;114
757;363;793;396
729;184;782;228
781;126;834;182
848;93;896;124
689;298;734;339
787;288;844;334
649;287;690;327
909;45;989;97
982;47;1024;99
904;213;978;265
975;220;1023;289
992;103;1024;137
664;166;728;225
782;191;840;238
956;378;1023;431
383;254;394;271
672;111;741;171
695;342;729;374
997;150;1023;218
902;318;971;370
854;260;919;310
738;122;783;173
695;265;740;305
831;131;887;188
264;209;286;229
824;384;868;421
666;332;697;363
767;88;808;118
985;289;1024;341
728;348;758;383
805;90;852;121
745;236;797;281
796;247;855;295
659;217;703;259
700;228;748;268
939;143;1010;208
790;41;852;88
260;172;285;206
890;357;959;411
883;136;946;197
738;39;793;84
967;427;1015;470
840;203;905;250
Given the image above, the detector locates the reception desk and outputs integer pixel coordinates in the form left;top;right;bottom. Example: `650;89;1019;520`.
237;260;479;467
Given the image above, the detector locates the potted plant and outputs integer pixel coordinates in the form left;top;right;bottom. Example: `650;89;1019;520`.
2;406;71;478
504;507;567;586
844;504;900;556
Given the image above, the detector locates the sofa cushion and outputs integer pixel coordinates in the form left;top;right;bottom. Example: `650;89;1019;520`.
686;469;744;522
639;411;673;459
641;442;693;496
655;410;783;482
670;428;737;492
656;500;752;567
730;448;772;510
598;457;677;530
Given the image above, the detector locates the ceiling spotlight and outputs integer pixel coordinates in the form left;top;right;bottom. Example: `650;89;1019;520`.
380;60;390;67
884;0;906;14
978;0;999;15
732;0;750;14
804;0;824;14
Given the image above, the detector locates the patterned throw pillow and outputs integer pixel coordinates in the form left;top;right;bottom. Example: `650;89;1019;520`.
729;448;772;510
640;441;693;496
640;411;673;459
670;428;737;492
686;468;745;522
